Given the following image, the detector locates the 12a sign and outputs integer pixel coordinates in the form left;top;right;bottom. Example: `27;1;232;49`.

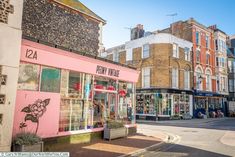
25;49;37;60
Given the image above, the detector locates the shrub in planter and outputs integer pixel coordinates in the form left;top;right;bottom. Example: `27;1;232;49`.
12;132;43;152
106;120;124;129
171;114;181;120
104;120;126;141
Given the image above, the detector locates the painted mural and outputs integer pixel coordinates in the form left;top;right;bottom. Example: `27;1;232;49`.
13;91;60;138
19;98;50;134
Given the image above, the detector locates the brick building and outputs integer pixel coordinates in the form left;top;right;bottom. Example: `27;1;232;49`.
162;18;228;117
105;31;193;120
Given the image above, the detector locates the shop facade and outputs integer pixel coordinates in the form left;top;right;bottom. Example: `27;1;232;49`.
12;40;139;138
194;91;227;118
136;89;193;121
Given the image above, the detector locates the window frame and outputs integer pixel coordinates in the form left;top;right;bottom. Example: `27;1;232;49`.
173;43;179;58
142;44;150;59
172;68;179;88
142;67;151;88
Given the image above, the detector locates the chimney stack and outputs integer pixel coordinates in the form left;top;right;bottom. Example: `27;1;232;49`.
131;24;145;40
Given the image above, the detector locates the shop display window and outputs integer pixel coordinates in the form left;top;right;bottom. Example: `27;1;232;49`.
40;66;61;93
94;76;116;91
136;94;155;115
18;63;40;91
68;71;83;98
59;98;84;131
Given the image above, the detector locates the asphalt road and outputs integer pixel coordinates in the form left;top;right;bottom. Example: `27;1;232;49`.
136;118;235;157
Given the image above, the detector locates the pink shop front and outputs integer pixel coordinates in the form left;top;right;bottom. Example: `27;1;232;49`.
13;40;139;138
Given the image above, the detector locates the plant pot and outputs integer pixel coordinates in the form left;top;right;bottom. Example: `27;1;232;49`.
13;141;43;152
103;127;127;141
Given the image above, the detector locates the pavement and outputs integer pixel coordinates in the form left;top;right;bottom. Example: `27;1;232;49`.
47;132;168;157
46;118;235;157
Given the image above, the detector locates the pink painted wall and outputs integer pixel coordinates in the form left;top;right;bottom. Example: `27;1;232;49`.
21;39;140;83
13;91;60;138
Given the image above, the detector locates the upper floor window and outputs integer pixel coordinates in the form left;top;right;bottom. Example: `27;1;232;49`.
113;51;119;62
206;70;212;91
126;48;133;61
206;36;209;49
172;68;178;88
196;50;200;63
142;67;150;88
173;43;179;58
196;31;200;45
215;39;218;51
184;70;190;90
206;53;210;65
184;47;190;61
216;57;219;67
142;44;150;59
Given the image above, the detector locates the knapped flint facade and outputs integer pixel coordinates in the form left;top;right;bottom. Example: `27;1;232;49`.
22;0;103;56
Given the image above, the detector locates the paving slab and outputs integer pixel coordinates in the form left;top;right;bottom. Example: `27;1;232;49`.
46;133;163;157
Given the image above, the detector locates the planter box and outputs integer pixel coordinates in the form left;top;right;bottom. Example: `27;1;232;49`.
13;142;43;152
103;127;127;141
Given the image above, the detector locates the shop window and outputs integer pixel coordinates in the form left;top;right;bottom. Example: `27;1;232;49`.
93;91;114;128
136;94;155;115
40;66;61;93
156;93;171;115
118;82;134;123
94;76;116;91
59;99;84;131
18;63;40;91
68;71;83;98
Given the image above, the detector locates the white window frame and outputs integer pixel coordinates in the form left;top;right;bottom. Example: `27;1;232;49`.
172;68;178;88
184;70;190;90
206;35;210;49
142;44;150;59
196;31;200;45
173;43;179;58
113;51;119;62
184;47;190;61
126;48;133;61
142;67;150;88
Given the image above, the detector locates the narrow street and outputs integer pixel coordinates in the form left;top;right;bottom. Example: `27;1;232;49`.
136;118;235;157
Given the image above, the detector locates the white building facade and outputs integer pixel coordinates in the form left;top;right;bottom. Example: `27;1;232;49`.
0;0;23;151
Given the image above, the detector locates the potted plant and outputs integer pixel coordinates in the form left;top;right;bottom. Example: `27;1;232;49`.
12;132;43;152
103;120;127;141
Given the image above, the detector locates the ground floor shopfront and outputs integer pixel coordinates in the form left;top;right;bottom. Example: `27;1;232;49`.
135;88;193;121
12;40;139;138
194;91;228;118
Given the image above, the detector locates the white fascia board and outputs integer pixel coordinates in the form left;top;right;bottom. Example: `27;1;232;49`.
125;33;193;50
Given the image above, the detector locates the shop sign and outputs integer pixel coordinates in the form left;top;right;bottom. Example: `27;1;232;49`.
25;49;37;60
96;65;120;77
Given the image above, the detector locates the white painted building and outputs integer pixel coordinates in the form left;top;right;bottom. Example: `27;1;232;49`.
0;0;23;151
214;29;229;96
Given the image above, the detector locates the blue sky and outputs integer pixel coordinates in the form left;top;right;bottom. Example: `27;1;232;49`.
80;0;235;48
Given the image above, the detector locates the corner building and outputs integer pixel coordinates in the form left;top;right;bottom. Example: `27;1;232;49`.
105;31;193;121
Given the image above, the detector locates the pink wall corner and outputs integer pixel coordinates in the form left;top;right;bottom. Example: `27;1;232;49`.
13;91;61;138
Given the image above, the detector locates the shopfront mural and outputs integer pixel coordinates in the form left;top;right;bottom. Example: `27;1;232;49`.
13;91;60;138
20;98;50;134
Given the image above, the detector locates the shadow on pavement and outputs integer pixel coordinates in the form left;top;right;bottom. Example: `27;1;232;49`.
46;133;161;157
135;142;231;157
138;118;235;131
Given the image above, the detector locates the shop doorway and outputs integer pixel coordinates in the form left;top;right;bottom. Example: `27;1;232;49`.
93;91;116;127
